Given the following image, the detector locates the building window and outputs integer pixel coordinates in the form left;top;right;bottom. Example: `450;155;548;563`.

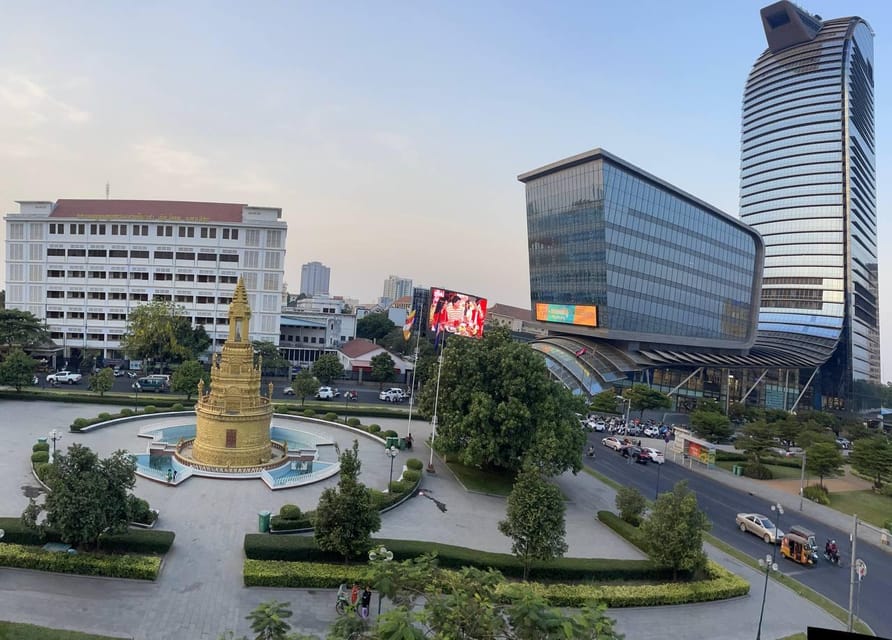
47;270;64;278
178;226;195;238
67;291;85;299
132;224;149;236
175;295;194;303
197;252;216;262
109;313;127;321
195;316;213;325
219;254;239;263
67;270;85;278
88;291;106;299
88;333;105;341
197;274;216;283
175;273;195;282
89;224;106;235
46;310;64;319
88;313;106;321
131;272;149;281
49;223;63;235
88;249;107;258
155;251;173;260
266;230;283;248
219;275;237;284
68;249;86;257
110;224;125;235
153;294;172;301
225;429;237;448
156;225;173;237
200;227;217;239
176;251;195;261
131;250;149;259
109;272;128;280
109;249;128;258
109;292;127;300
67;311;84;319
196;296;214;304
47;248;65;257
88;271;107;279
223;228;239;240
131;293;149;301
154;273;173;281
217;296;232;305
69;223;85;235
47;290;64;299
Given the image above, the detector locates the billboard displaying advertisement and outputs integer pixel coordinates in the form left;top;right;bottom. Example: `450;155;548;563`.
535;302;598;327
429;288;488;339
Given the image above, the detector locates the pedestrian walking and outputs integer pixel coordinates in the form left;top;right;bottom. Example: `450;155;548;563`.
360;585;372;619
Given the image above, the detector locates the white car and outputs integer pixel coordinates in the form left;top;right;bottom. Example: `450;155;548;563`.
642;447;665;464
601;436;624;451
643;426;660;438
736;513;785;544
315;386;335;400
379;388;406;403
283;386;295;396
46;371;83;385
590;421;607;432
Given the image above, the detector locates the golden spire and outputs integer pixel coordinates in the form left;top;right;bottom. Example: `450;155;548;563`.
227;277;251;343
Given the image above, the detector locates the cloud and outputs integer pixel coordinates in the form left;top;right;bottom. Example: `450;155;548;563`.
0;71;90;126
132;138;209;177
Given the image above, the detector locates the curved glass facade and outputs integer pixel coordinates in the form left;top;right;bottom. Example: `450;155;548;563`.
742;4;880;400
520;149;763;350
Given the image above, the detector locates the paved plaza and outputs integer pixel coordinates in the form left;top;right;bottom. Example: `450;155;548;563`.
0;399;844;639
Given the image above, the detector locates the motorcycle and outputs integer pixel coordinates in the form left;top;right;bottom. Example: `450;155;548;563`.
823;541;842;566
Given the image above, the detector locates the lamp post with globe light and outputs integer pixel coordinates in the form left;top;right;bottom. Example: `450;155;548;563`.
615;395;631;427
386;446;399;492
49;429;62;461
368;544;394;616
755;502;784;640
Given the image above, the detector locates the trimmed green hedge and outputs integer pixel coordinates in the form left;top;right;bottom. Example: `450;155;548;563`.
32;442;50;453
270;515;313;531
0;518;174;554
243;559;748;607
597;511;647;553
30;451;50;464
401;469;421;483
743;463;773;479
716;450;746;462
803;484;830;505
243;535;669;582
347;417;361;427
0;542;161;580
406;458;424;471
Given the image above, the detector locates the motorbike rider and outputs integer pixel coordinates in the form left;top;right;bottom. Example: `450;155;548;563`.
825;539;838;561
586;445;596;457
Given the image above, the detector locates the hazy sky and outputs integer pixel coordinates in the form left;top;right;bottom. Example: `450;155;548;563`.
2;1;892;378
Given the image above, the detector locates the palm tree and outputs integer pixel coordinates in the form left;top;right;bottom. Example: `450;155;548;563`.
246;600;292;640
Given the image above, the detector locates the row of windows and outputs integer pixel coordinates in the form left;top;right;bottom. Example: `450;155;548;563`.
48;223;242;240
45;271;238;284
47;290;235;303
44;247;241;262
281;334;325;344
741;150;842;178
742;130;841;160
741;167;842;193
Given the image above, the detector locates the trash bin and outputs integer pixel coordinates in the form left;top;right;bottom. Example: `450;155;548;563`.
258;510;271;533
385;436;400;450
732;464;742;476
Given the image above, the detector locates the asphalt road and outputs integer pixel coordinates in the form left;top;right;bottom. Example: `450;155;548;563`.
586;434;891;638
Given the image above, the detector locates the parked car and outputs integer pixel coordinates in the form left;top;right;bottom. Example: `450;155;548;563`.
112;367;125;377
132;377;168;393
643;426;660;438
625;446;651;463
835;437;851;450
315;386;335;400
283;386;295;396
590;421;607;432
46;371;82;385
379;388;406;403
601;436;624;451
642;447;665;464
736;513;784;544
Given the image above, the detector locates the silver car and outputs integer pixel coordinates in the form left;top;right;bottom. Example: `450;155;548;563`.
736;513;785;544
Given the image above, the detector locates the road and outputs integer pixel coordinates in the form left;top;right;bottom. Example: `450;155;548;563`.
587;434;890;638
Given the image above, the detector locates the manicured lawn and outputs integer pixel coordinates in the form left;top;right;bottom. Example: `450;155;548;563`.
716;460;804;480
0;621;126;639
827;490;892;529
445;460;516;495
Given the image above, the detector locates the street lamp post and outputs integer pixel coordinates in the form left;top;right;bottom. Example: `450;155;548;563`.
429;351;445;473
368;544;394;616
755;502;784;640
49;429;62;461
615;395;631;427
134;382;141;412
386;446;399;492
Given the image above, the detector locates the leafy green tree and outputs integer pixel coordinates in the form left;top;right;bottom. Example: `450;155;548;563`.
623;384;671;419
378;326;413;357
290;370;319;407
22;444;136;550
246;600;292;640
0;309;48;352
88;367;114;396
311;353;344;385
356;312;396;341
171;360;208;400
735;419;778;465
120;301;193;370
589;389;622;414
806;441;844;489
369;352;396;387
252;340;290;375
174;317;212;361
0;348;37;391
498;467;568;580
369;554;622;639
0;289;5;308
314;440;381;561
640;481;710;580
690;409;732;443
849;436;892;489
417;327;586;476
615;486;647;526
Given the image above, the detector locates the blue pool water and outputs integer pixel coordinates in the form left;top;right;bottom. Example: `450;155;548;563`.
142;424;318;450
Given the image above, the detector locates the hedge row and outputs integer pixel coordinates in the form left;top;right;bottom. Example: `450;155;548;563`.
716;450;746;462
243;559;748;607
243;535;670;582
0;517;175;554
0;542;161;580
597;511;648;553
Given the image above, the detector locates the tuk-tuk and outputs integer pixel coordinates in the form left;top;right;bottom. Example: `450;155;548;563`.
781;529;818;566
789;525;817;550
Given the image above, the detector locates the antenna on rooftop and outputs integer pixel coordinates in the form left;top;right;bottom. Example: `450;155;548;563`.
105;182;110;200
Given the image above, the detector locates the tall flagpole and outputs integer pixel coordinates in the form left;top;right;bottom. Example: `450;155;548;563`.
428;340;445;473
405;312;422;439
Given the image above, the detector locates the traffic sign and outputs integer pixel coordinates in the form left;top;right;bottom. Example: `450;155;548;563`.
855;558;867;580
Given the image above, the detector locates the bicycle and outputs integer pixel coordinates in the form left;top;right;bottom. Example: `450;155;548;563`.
335;584;363;617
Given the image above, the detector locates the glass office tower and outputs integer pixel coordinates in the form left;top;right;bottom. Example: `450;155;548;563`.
741;1;879;406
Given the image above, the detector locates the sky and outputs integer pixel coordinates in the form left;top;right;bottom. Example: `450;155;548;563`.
2;0;892;377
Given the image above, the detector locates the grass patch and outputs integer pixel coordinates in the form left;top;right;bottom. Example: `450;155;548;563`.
715;460;803;480
445;460;516;495
827;490;892;530
582;465;624;492
704;533;873;636
776;634;807;640
0;621;127;639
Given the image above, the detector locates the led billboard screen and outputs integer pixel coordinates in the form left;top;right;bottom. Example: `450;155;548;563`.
429;288;488;339
535;303;598;327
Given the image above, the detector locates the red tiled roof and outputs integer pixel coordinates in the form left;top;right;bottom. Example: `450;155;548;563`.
340;339;382;358
50;199;245;223
488;303;532;321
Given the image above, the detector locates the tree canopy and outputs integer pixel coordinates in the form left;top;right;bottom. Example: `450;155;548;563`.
498;467;568;579
88;367;114;396
290;370;319;407
369;352;396;386
120;301;207;369
311;353;344;385
805;441;844;488
589;390;622;415
252;340;290;375
640;481;710;580
0;348;37;391
623;384;671;418
0;309;48;351
417;327;585;476
356;312;396;341
689;406;732;443
171;360;209;399
849;436;892;489
22;444;138;550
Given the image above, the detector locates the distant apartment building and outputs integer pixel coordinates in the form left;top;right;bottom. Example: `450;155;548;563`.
299;261;330;296
278;315;342;370
380;274;413;307
411;286;431;337
4;199;286;360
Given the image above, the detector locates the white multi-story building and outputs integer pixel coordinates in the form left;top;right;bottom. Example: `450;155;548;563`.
299;260;330;296
380;274;413;308
4;199;287;361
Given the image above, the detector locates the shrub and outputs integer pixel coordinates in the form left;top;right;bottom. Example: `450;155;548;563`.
368;424;381;434
381;430;398;439
270;515;312;531
32;442;50;453
743;463;773;480
406;458;424;471
615;486;647;526
597;511;647;552
879;484;892;498
98;412;112;421
401;469;421;484
127;495;156;525
367;489;402;511
119;407;134;416
143;405;157;414
30;451;50;464
99;529;175;555
347;417;361;427
34;463;51;482
171;403;184;411
324;412;339;422
716;450;746;462
279;504;302;519
803;484;830;505
70;418;89;432
303;409;316;418
0;517;55;545
388;480;411;494
0;542;161;580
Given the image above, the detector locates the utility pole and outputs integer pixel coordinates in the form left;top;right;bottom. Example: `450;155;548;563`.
847;514;858;632
798;450;807;511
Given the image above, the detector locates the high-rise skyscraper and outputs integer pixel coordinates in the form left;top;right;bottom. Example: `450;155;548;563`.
300;261;330;296
742;1;879;406
381;275;413;307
